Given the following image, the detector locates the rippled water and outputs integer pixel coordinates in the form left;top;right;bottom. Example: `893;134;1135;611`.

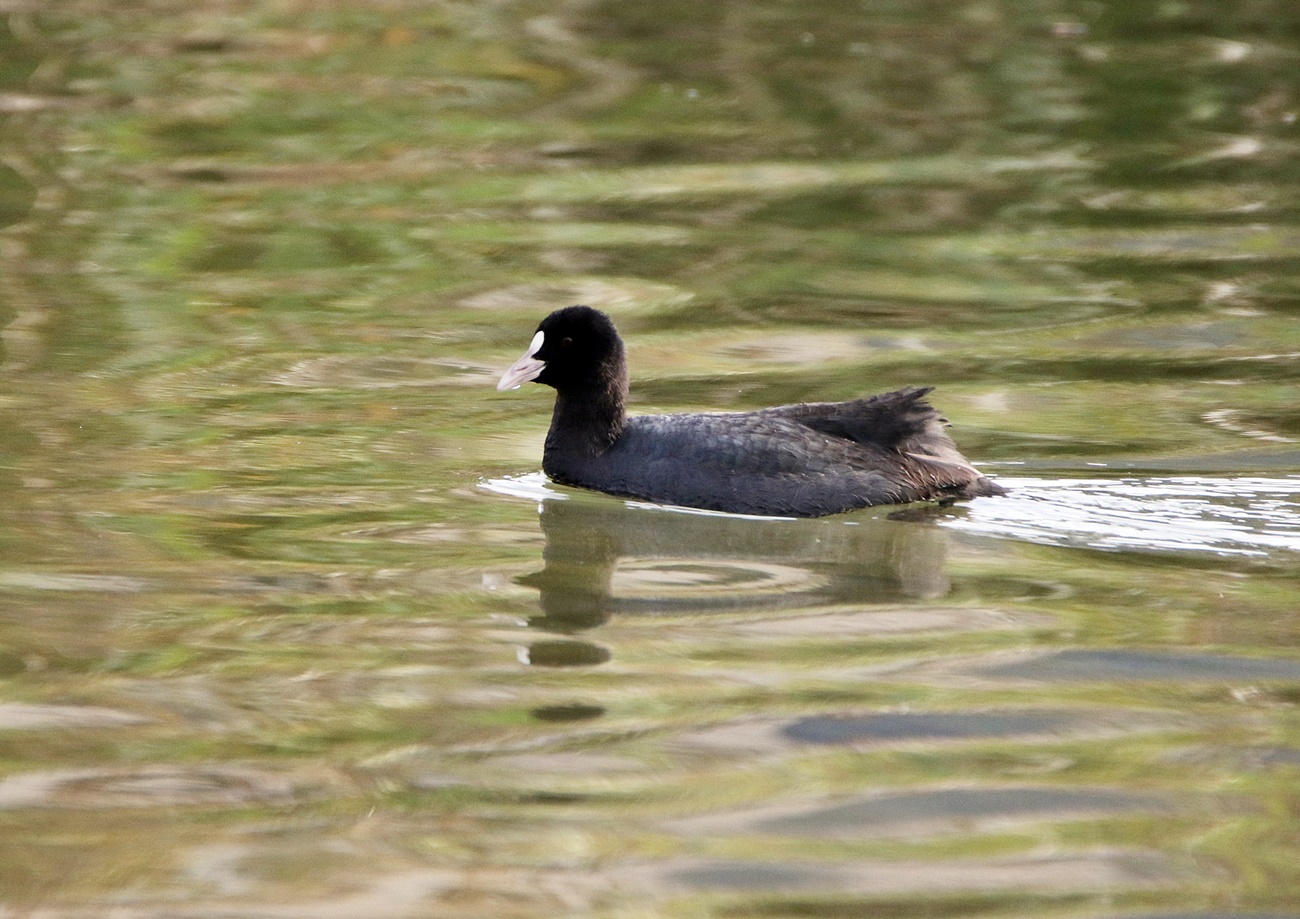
3;2;1300;917
487;471;1300;557
952;474;1300;556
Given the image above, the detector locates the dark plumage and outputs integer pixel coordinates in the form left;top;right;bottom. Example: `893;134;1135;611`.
497;306;1005;517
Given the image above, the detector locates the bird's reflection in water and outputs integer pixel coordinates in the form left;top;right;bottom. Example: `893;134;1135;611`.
517;496;956;637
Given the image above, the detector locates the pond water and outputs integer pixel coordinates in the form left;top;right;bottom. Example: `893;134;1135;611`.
2;2;1299;917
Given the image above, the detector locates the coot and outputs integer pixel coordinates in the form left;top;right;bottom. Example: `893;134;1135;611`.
497;306;1005;517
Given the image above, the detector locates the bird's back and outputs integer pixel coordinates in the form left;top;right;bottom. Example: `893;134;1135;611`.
543;388;1003;517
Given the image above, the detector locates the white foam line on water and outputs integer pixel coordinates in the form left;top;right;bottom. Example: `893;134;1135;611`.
482;473;1300;557
479;471;565;504
947;475;1300;557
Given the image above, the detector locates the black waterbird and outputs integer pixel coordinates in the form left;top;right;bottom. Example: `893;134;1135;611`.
498;306;1004;517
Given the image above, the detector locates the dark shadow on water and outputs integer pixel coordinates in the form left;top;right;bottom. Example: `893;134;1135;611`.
781;710;1082;745
517;496;957;635
754;786;1167;837
977;648;1300;683
529;703;606;722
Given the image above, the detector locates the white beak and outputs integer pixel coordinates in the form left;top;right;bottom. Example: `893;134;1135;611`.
496;330;546;391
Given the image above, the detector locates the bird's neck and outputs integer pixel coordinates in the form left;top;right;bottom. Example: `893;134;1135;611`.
546;371;628;459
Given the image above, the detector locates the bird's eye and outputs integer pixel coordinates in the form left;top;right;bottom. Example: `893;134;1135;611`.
560;337;573;347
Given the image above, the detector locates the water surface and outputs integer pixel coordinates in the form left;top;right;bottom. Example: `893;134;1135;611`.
2;2;1299;917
